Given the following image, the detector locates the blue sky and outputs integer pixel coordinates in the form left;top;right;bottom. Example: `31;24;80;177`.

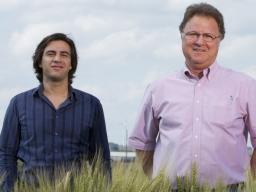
0;0;256;145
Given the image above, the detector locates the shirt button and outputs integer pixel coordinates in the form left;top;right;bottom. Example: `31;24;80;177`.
56;115;59;119
196;100;200;104
197;83;201;87
55;132;58;136
55;149;58;153
196;117;199;121
194;135;198;139
194;154;198;158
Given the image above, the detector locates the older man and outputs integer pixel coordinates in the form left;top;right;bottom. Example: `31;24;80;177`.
129;2;256;190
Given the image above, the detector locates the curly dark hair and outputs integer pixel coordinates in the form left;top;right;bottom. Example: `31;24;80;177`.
33;33;78;84
179;3;225;40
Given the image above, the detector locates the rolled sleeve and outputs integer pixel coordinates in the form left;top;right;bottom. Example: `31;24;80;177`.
129;84;159;151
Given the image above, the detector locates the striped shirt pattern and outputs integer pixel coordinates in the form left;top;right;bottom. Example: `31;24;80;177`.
0;85;111;191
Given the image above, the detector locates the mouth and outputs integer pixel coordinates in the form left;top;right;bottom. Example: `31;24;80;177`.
193;48;207;52
51;65;64;70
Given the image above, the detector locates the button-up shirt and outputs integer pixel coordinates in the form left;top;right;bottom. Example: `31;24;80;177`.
0;85;111;191
129;63;256;187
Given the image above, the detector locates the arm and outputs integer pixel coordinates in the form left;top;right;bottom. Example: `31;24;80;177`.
129;84;159;178
136;149;154;178
251;149;256;177
245;79;256;178
88;100;111;180
0;98;20;192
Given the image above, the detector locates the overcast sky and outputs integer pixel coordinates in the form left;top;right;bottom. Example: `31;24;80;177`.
0;0;256;145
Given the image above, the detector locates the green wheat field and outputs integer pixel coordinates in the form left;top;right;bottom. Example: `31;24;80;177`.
1;159;256;192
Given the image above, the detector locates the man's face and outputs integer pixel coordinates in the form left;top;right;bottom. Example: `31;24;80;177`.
40;40;72;83
181;15;221;71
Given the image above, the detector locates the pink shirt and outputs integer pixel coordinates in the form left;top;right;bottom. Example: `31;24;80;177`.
129;63;256;187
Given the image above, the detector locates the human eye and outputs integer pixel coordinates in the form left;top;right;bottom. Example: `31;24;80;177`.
186;32;199;38
203;33;214;41
45;51;55;56
61;52;70;58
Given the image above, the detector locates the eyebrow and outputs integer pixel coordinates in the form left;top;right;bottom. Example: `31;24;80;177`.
45;50;71;55
186;31;214;34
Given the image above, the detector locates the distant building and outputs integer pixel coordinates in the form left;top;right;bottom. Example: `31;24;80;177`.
110;151;136;162
109;142;119;151
109;145;254;162
109;142;136;162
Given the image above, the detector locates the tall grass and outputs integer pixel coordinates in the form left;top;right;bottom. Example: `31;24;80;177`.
2;159;256;192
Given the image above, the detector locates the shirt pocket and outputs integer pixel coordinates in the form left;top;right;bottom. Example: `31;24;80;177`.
204;97;234;127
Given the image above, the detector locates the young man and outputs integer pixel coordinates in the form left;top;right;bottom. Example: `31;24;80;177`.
129;2;256;190
0;33;111;191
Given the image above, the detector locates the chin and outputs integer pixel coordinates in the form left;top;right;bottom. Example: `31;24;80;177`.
191;60;206;65
48;76;66;82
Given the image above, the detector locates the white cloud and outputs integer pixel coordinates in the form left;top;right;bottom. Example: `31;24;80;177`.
0;0;19;10
7;21;81;62
242;66;256;79
101;0;117;6
8;23;64;56
81;27;182;64
74;14;136;35
0;86;27;128
81;30;140;60
220;35;256;68
74;15;111;33
1;0;256;144
166;0;212;12
24;0;92;8
153;41;181;60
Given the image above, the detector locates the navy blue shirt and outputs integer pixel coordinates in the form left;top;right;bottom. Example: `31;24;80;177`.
0;85;111;191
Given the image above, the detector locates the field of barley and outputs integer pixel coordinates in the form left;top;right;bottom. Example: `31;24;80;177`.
4;159;255;192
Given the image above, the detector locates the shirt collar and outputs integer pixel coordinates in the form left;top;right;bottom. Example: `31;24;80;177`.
32;84;77;101
32;85;42;96
207;61;219;80
183;61;219;81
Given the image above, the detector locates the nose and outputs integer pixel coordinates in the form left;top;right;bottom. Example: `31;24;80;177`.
195;35;204;45
53;54;61;62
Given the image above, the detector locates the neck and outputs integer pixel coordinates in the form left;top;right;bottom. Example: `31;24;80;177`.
42;80;70;109
42;80;69;97
186;64;204;79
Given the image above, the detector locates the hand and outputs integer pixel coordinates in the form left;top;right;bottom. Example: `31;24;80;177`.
136;149;154;178
250;149;256;178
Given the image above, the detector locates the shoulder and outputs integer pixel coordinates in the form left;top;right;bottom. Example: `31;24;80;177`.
4;88;38;112
72;88;102;106
219;66;256;84
147;71;181;93
10;87;38;102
